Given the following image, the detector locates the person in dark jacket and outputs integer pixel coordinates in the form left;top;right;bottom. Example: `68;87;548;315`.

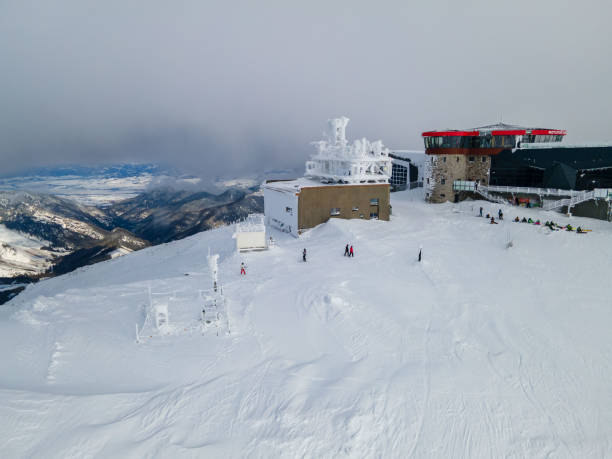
498;209;503;220
479;207;483;217
490;217;498;224
303;248;307;262
344;244;349;256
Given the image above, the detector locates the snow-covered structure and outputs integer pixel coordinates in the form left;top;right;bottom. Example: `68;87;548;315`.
234;214;267;252
264;117;391;237
305;117;392;184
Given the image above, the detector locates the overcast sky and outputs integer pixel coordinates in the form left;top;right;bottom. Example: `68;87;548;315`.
1;0;611;178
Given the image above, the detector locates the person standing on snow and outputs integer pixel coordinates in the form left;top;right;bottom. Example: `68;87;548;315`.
303;248;307;262
240;262;246;275
498;209;503;220
344;244;349;256
479;207;483;217
349;245;354;257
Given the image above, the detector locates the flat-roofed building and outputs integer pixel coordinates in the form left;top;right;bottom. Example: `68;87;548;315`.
264;117;391;236
422;123;566;203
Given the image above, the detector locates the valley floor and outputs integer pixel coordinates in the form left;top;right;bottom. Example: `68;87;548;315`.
1;190;611;458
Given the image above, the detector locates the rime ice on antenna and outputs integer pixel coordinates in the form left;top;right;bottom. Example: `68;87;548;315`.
208;252;219;292
305;117;392;184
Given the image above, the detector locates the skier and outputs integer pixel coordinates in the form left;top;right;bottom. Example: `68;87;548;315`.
514;216;520;222
344;244;349;256
498;209;503;220
479;207;483;217
490;216;498;224
349;245;354;257
521;217;528;223
418;245;422;262
240;262;246;275
303;248;307;262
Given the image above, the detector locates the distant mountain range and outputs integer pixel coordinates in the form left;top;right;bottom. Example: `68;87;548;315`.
0;162;303;303
0;184;263;304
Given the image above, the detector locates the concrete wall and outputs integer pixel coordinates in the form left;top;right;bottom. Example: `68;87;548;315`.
263;187;299;237
425;154;491;203
297;184;390;231
565;199;612;221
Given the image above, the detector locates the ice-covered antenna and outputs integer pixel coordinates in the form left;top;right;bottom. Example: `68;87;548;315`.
207;252;219;291
328;116;349;148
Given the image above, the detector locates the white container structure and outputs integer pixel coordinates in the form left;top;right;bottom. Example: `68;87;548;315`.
305;117;392;184
234;214;268;252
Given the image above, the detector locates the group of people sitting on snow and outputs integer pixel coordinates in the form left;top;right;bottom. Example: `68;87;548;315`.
511;217;587;233
480;207;504;224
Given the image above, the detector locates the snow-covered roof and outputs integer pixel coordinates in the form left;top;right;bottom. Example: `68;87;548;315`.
521;142;612;149
263;177;386;193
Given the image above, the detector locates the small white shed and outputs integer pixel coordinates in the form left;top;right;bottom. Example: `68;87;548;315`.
234;214;267;252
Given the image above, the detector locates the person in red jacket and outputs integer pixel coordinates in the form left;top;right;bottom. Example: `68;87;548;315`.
240;262;246;275
349;245;354;257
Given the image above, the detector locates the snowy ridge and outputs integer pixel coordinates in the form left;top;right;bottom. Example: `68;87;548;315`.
1;190;611;457
0;225;60;277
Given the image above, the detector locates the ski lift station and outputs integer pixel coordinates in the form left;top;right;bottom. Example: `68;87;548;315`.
263;117;392;237
234;214;267;251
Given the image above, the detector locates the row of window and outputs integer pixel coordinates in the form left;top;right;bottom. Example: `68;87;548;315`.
425;135;516;149
523;134;563;143
330;199;380;216
330;208;379;219
438;156;487;163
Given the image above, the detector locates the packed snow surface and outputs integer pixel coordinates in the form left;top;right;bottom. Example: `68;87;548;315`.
1;190;611;457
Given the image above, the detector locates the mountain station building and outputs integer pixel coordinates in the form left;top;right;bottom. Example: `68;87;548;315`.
263;117;391;237
422;123;567;203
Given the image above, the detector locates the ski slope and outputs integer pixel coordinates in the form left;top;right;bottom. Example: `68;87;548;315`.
1;190;611;458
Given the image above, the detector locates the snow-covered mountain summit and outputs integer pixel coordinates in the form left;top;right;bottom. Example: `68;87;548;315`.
1;190;611;457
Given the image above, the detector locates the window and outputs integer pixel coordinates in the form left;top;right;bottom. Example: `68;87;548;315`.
440;194;446;198
426;178;430;184
330;208;340;216
441;179;446;185
442;156;446;163
370;198;379;205
481;156;486;162
370;212;379;220
285;207;292;214
352;206;359;211
468;156;475;162
456;157;460;162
